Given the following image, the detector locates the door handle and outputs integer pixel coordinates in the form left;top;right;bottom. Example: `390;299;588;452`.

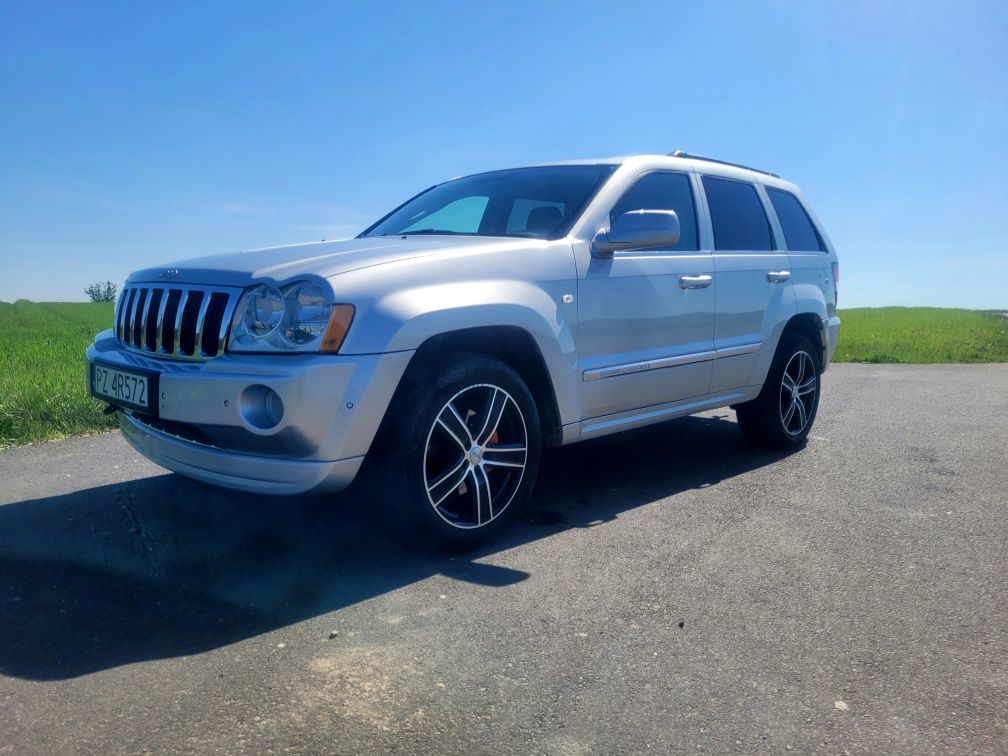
680;274;713;289
767;270;791;283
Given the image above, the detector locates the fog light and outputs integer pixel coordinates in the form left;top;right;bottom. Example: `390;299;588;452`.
265;388;284;425
239;384;285;430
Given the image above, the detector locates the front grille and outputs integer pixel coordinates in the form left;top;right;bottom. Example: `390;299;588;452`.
114;284;241;359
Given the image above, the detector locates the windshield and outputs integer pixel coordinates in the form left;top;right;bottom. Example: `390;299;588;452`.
361;165;617;240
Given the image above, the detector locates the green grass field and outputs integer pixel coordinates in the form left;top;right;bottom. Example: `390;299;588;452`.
1;301;1006;446
833;307;1008;364
1;300;117;447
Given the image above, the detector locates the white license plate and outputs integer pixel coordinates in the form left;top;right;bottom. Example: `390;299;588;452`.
91;363;153;413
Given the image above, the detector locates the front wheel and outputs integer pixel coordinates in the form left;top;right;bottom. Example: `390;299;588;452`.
735;333;821;448
368;352;541;551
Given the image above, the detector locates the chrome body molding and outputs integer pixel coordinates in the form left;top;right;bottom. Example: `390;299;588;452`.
713;342;763;359
581;342;762;382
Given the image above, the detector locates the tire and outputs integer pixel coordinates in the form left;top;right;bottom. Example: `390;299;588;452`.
367;351;542;551
735;333;821;449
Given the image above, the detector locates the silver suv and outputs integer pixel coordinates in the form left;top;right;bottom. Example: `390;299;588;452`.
88;152;841;549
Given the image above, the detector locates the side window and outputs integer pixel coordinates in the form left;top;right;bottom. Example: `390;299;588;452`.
401;195;489;234
766;188;825;252
701;176;774;251
609;172;699;251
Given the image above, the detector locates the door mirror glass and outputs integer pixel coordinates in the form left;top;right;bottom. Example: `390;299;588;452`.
591;209;681;257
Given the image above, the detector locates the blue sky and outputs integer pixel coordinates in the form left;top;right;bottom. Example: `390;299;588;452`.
1;0;1006;307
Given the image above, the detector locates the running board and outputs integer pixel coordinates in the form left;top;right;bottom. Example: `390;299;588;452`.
579;390;749;440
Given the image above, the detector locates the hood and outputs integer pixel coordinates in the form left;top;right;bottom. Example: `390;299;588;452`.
126;235;539;287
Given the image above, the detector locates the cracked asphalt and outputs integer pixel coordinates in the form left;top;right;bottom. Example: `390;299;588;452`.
1;363;1006;754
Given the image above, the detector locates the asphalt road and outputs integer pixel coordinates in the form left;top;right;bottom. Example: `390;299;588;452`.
1;363;1006;755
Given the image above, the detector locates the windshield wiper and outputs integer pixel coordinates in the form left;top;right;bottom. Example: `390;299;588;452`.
395;229;470;236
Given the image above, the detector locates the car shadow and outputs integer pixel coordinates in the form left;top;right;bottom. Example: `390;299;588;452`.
0;413;795;680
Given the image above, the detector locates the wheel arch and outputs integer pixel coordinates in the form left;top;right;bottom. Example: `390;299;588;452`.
781;311;827;372
404;326;565;445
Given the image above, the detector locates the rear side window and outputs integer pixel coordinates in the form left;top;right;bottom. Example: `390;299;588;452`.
766;188;825;252
610;172;698;251
702;176;774;251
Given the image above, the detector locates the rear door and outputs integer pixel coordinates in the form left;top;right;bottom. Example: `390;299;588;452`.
576;170;715;419
701;175;796;393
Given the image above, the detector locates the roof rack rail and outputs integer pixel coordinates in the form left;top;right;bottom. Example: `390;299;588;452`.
668;150;779;178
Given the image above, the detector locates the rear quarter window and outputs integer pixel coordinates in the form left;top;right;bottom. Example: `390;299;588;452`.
766;188;825;252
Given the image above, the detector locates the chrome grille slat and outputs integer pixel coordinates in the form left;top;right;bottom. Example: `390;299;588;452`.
218;295;240;354
114;292;126;340
125;289;141;346
120;288;136;341
131;289;148;348
114;283;241;361
173;290;190;356
140;288;158;350
154;291;170;353
193;294;212;356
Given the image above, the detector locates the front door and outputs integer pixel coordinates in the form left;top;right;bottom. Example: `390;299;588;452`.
576;171;716;419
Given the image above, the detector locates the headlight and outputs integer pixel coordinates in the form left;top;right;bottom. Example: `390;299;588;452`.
242;285;285;339
228;281;355;353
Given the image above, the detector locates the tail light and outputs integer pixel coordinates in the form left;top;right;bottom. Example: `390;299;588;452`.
831;262;839;306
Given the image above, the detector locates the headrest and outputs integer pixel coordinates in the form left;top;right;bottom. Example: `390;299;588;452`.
526;205;563;235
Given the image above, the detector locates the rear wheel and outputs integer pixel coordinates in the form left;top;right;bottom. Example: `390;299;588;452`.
368;352;541;551
735;333;821;448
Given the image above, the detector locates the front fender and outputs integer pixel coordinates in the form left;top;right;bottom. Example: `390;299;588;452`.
340;279;582;426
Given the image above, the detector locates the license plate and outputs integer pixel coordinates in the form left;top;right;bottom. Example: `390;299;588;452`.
90;363;157;414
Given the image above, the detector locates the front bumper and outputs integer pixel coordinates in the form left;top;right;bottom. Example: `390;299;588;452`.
87;329;413;495
119;412;365;494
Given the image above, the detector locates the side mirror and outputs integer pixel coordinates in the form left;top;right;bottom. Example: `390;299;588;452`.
591;209;681;257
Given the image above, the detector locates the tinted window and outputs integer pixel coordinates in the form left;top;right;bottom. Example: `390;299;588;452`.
610;172;698;251
766;188;825;251
362;165;617;240
702;176;774;251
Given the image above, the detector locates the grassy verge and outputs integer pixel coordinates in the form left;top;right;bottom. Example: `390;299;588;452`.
1;301;117;447
1;301;1006;447
834;307;1008;363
